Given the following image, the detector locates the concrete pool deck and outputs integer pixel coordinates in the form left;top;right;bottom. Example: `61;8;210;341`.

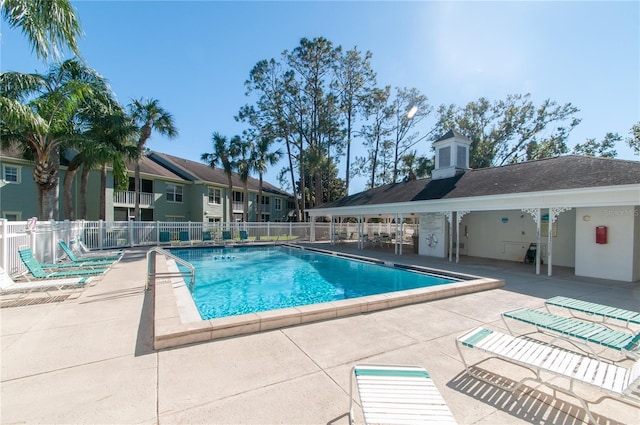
1;244;639;424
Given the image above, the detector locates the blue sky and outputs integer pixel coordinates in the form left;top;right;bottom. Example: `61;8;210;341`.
2;1;638;194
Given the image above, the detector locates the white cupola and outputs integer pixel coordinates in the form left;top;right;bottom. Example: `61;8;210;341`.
431;129;472;180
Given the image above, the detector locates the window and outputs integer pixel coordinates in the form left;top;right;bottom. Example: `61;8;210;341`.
165;215;186;222
456;145;467;168
3;165;19;183
274;198;282;211
208;187;221;204
439;146;451;168
3;212;21;221
260;195;270;205
233;191;243;202
166;184;183;203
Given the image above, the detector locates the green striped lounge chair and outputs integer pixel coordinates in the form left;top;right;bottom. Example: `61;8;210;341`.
221;230;233;244
69;239;123;261
19;247;111;269
456;327;640;425
502;307;640;360
1;266;91;296
546;296;640;330
349;364;457;425
58;241;117;265
18;248;108;279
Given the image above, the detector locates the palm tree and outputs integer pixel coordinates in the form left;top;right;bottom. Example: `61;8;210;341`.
80;110;138;220
128;98;177;220
251;134;282;222
236;137;252;222
1;0;82;62
0;59;105;219
201;133;240;223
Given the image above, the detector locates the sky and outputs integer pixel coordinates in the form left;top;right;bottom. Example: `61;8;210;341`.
2;0;639;195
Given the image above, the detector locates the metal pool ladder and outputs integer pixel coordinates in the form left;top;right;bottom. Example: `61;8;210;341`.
146;247;196;291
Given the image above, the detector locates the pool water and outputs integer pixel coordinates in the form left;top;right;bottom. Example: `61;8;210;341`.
172;246;457;320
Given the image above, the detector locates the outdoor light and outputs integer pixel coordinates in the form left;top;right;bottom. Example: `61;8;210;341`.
407;106;418;119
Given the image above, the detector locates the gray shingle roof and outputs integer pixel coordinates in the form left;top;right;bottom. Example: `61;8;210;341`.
321;155;640;208
149;151;290;196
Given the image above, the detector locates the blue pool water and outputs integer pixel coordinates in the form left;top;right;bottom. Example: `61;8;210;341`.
172;246;457;320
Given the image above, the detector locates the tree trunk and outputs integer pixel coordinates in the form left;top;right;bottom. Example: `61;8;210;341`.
243;181;249;222
133;161;140;221
33;150;60;220
63;165;79;220
99;164;107;220
227;176;233;224
257;174;263;222
80;167;90;219
285;135;300;222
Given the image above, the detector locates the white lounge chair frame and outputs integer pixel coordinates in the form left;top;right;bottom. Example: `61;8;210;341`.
349;364;457;425
1;266;91;297
456;326;640;425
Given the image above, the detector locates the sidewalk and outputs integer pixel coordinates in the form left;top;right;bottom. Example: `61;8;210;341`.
1;246;638;424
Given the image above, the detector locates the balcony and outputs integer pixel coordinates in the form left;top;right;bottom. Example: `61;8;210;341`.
232;201;244;212
114;191;154;208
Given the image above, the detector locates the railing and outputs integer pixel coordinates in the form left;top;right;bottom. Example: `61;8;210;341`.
113;191;154;207
146;247;195;291
0;219;417;278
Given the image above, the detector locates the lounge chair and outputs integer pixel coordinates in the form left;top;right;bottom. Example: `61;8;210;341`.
350;364;457;425
202;230;215;245
18;248;109;279
239;230;250;243
456;326;640;425
175;231;191;246
20;247;112;269
546;296;640;329
502;307;640;359
1;266;90;296
221;230;233;244
69;239;123;260
59;241;118;265
158;231;171;244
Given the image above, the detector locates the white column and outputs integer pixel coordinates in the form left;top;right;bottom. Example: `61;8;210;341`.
310;219;315;242
456;211;470;263
445;212;453;262
399;214;403;255
0;219;7;271
547;207;572;276
522;208;541;275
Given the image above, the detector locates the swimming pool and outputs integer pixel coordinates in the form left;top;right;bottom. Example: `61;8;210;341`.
171;246;458;319
152;244;504;349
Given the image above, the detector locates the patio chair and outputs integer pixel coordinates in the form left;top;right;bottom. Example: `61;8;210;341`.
239;230;250;243
18;248;109;279
221;230;233;244
349;364;457;425
545;296;640;329
158;231;171;244
59;241;119;265
20;246;112;269
202;230;215;245
1;266;91;296
502;307;640;359
175;231;191;246
69;239;123;260
456;326;640;425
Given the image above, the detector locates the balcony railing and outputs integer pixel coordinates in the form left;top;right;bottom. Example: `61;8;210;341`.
232;201;244;211
113;190;154;207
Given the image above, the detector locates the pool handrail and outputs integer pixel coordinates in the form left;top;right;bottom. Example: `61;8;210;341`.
146;247;196;291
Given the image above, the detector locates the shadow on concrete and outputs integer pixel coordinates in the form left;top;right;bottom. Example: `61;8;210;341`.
448;366;625;425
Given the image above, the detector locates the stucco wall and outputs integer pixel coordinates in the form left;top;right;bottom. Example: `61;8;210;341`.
450;209;576;267
575;206;638;282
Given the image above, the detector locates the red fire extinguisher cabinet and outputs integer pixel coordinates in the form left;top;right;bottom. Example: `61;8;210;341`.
596;226;607;244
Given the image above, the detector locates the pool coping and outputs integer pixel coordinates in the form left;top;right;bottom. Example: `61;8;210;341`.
153;244;505;349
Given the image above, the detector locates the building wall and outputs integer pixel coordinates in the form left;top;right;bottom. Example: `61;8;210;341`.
575;206;638;282
153;180;191;221
0;159;39;220
458;209;576;267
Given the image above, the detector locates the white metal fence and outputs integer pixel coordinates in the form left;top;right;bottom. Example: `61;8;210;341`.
0;219;417;277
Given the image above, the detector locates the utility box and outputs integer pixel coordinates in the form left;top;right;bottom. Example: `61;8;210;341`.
595;226;607;244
